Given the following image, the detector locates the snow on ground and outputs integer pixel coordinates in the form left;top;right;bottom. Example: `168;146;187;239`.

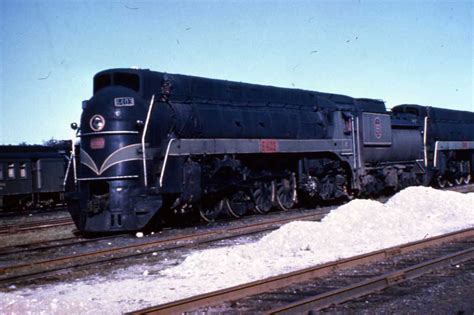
1;186;473;314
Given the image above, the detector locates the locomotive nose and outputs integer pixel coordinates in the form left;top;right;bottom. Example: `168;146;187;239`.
68;89;160;232
82;93;144;135
79;89;147;180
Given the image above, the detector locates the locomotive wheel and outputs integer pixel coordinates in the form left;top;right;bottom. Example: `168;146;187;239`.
454;177;464;186
436;176;447;188
275;174;297;211
463;175;471;185
252;181;274;214
199;199;224;223
225;190;253;218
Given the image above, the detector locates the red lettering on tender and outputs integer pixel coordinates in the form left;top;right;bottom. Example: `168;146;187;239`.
260;139;278;153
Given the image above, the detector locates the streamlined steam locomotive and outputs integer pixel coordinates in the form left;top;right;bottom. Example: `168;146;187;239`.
66;68;474;232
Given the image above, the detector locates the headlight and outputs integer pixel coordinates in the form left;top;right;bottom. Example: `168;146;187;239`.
90;115;105;131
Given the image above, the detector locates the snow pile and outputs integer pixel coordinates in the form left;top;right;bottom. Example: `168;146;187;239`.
163;186;474;279
1;186;473;314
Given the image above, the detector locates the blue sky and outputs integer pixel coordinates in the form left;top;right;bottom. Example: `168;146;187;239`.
1;0;472;144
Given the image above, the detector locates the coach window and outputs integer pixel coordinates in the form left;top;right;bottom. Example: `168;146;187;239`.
8;163;15;179
0;164;3;180
20;163;27;178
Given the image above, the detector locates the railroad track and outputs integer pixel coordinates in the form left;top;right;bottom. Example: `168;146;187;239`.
1;184;472;285
0;209;330;285
444;183;474;193
0;234;122;256
0;217;74;235
0;205;67;219
0;203;332;256
130;228;474;314
1;184;471;239
268;247;473;314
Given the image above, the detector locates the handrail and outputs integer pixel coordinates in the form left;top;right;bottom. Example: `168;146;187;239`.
159;138;176;187
355;116;362;169
63;154;72;188
351;117;357;169
423;116;428;167
72;135;79;187
141;94;155;187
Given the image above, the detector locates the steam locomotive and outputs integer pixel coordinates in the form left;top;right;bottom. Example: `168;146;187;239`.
66;68;474;232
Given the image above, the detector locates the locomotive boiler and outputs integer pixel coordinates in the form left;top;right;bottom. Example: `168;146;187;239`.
66;68;474;233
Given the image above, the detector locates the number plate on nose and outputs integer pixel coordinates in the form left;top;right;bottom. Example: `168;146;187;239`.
114;97;135;107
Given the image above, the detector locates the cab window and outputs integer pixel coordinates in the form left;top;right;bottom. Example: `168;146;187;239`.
94;74;111;94
114;73;140;91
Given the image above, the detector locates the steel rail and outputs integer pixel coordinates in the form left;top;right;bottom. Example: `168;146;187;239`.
0;185;471;286
0;207;329;256
269;246;474;314
0;234;121;256
0;209;329;284
0;206;68;219
446;183;474;193
0;184;470;236
0;217;74;235
129;228;474;315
